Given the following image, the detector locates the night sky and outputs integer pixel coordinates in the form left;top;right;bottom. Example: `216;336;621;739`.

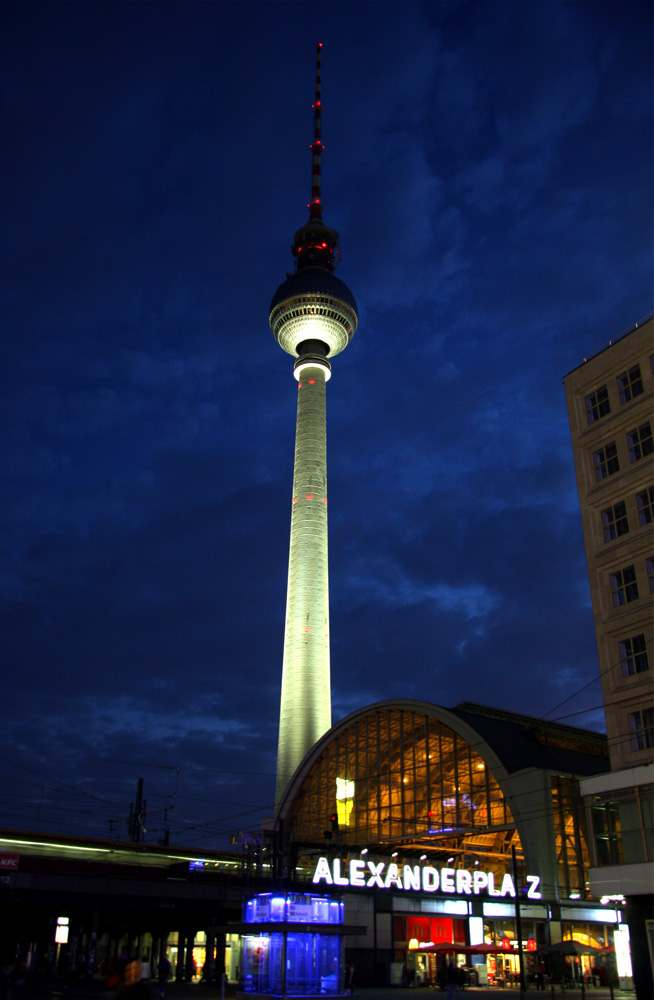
2;1;652;850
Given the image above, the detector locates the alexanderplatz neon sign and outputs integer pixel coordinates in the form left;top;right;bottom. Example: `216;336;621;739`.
312;857;542;899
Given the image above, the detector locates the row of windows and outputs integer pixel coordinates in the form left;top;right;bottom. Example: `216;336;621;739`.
273;303;352;329
619;633;649;677
609;559;654;607
601;487;654;541
593;421;653;481
627;707;654;752
585;362;646;424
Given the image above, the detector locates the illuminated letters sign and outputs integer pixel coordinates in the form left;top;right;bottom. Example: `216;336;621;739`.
312;857;541;899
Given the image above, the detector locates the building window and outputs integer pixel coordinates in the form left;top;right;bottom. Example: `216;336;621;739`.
593;442;620;481
619;634;649;676
610;565;639;607
636;487;654;526
647;557;654;595
628;708;654;751
601;502;629;542
627;422;653;463
617;364;644;404
585;385;610;423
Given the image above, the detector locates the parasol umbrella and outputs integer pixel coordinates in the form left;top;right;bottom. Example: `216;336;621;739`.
545;941;601;956
468;943;514;955
412;942;470;954
412;942;509;956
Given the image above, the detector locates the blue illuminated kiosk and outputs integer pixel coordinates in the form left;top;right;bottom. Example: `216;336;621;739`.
236;891;362;998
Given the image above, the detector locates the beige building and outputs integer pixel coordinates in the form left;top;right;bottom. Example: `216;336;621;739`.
564;317;653;771
563;315;653;997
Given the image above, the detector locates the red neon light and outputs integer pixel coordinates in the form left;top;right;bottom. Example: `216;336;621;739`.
305;494;314;499
308;379;315;384
304;627;312;633
292;498;298;504
322;498;327;504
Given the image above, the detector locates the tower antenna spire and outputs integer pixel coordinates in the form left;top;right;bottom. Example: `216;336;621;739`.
309;42;324;220
291;43;340;272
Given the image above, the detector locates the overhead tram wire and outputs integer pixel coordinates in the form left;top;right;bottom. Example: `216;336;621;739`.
0;746;278;780
549;705;605;723
538;638;652;722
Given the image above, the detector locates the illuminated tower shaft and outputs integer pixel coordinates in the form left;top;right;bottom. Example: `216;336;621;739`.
276;361;331;803
270;44;358;806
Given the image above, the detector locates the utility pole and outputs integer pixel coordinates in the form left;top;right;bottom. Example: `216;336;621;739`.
512;845;526;992
128;777;146;843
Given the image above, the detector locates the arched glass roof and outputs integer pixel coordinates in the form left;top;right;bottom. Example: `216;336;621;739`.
280;703;518;877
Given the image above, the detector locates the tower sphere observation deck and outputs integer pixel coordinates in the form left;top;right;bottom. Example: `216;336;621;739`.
271;44;358;807
269;209;359;379
269;267;358;362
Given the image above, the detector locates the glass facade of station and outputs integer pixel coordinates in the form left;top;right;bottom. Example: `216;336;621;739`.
289;706;517;881
278;702;619;988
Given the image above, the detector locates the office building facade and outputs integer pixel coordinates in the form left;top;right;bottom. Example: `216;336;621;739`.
564;315;653;997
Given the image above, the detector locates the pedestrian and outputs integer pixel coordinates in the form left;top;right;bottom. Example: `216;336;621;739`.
344;961;354;995
140;955;151;982
446;962;459;999
117;960;150;1000
157;955;172;999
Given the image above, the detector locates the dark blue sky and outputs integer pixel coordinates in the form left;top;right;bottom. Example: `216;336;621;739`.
2;1;652;849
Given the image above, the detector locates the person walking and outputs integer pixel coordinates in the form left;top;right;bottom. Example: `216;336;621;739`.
446;962;459;999
157;955;172;999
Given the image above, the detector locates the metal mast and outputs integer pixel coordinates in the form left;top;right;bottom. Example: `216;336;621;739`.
270;44;358;807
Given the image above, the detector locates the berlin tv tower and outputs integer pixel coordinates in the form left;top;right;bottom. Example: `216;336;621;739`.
270;44;358;806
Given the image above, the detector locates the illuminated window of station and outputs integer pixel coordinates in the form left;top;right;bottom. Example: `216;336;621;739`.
287;706;517;880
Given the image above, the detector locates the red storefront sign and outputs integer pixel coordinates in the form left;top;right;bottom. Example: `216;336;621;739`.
0;854;19;870
407;916;454;946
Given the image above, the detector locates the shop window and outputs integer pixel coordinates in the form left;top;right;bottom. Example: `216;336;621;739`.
585;385;610;423
601;502;629;542
591;798;623;866
636;487;654;526
628;708;654;752
627;421;653;463
617;364;643;404
609;565;639;607
593;442;619;481
591;787;652;866
619;634;649;676
647;557;654;594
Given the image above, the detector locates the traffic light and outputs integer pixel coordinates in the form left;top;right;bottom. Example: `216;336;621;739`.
331;813;338;832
